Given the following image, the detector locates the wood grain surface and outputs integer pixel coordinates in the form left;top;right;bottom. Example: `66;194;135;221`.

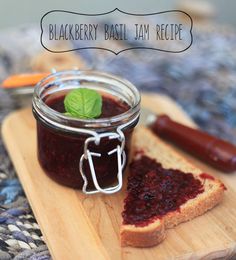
2;93;236;260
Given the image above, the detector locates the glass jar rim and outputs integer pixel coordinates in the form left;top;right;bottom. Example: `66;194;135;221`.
32;70;141;129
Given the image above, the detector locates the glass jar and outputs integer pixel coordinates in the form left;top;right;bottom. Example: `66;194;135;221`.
32;70;140;194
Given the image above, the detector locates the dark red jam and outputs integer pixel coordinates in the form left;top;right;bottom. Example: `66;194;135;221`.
199;173;215;181
36;92;134;189
122;155;204;227
47;93;129;118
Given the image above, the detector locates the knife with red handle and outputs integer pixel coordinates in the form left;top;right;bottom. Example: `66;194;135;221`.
150;114;236;173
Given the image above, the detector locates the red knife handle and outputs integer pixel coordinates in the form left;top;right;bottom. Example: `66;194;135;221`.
150;114;236;173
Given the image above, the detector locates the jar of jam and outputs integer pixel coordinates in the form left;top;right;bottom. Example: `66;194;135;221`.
32;70;140;194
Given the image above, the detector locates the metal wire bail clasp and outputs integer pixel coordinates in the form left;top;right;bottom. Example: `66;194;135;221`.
79;130;126;195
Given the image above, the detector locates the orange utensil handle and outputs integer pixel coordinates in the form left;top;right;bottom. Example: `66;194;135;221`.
2;73;49;89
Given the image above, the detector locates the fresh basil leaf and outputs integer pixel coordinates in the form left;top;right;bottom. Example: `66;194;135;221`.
64;88;102;119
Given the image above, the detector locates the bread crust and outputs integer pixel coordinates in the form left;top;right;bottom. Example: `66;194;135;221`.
121;127;225;247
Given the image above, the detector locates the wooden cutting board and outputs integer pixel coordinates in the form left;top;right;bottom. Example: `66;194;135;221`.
2;93;236;260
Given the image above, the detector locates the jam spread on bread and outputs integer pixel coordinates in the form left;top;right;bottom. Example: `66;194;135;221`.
199;173;215;180
122;155;205;226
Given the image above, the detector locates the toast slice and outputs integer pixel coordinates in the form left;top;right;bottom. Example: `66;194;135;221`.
121;126;226;247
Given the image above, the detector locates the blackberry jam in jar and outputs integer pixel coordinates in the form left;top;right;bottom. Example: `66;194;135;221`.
32;70;140;194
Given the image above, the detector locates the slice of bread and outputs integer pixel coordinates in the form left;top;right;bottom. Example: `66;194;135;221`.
121;126;226;247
